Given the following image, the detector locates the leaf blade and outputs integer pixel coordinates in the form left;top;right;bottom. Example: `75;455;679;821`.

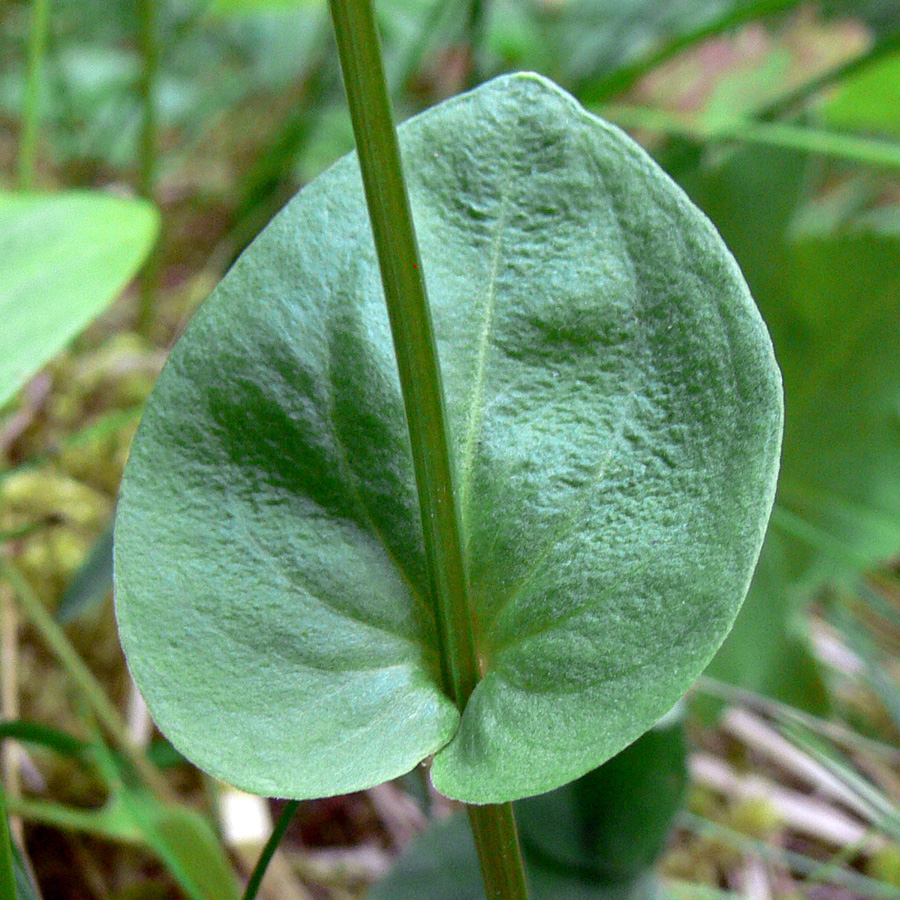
0;191;159;408
116;73;781;802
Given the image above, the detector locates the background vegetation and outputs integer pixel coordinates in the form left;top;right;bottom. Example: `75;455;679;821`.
3;0;900;898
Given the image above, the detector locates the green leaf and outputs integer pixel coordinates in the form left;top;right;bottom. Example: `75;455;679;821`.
368;813;486;900
0;785;16;900
0;720;93;764
125;794;241;900
703;529;829;714
685;144;900;711
820;51;900;138
115;73;782;803
681;147;824;709
776;230;900;566
685;147;900;574
56;524;114;624
515;707;686;883
11;791;239;900
371;713;686;900
0;191;159;409
1;721;230;897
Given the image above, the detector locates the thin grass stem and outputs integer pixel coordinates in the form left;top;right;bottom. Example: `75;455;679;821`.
0;558;173;802
137;0;160;335
0;785;15;900
19;0;50;190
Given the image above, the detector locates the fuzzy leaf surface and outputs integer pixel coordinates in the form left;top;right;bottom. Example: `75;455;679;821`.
116;73;782;802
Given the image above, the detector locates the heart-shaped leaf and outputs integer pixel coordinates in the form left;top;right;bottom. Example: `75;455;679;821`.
115;73;782;803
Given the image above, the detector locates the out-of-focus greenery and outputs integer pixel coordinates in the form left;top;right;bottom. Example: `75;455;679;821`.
4;0;900;898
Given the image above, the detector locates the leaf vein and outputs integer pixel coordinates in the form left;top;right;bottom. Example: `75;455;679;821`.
483;386;638;646
458;176;515;534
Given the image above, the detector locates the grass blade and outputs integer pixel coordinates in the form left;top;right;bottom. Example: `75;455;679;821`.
598;104;900;169
0;785;16;900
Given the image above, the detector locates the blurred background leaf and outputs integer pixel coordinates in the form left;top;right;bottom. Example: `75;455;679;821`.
0;193;159;408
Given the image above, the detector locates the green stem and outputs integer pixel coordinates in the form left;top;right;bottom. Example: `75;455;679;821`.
19;0;50;190
242;800;300;900
465;0;487;87
597;103;900;170
326;3;528;899
0;785;15;900
137;0;160;335
581;0;802;101
327;0;478;714
0;559;173;803
468;804;529;900
6;795;139;844
758;25;900;121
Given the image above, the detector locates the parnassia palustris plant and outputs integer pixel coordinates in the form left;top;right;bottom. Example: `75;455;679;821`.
115;73;782;804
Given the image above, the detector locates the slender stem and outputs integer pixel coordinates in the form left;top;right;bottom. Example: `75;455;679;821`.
0;558;174;803
0;785;15;900
326;4;528;900
137;0;160;335
759;26;900;121
597;102;900;170
468;805;529;900
464;0;487;88
242;800;300;900
19;0;50;190
5;795;138;844
0;584;21;848
327;0;478;713
581;0;801;101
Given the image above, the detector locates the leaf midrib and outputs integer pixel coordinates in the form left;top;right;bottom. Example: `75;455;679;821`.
458;172;515;538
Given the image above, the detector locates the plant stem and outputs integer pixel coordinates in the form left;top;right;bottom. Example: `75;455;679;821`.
468;804;529;900
0;785;15;900
0;582;20;849
759;25;900;121
242;800;300;900
327;0;478;714
0;558;174;803
326;3;528;899
597;103;900;170
581;0;802;101
137;0;160;335
465;0;486;87
19;0;50;190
